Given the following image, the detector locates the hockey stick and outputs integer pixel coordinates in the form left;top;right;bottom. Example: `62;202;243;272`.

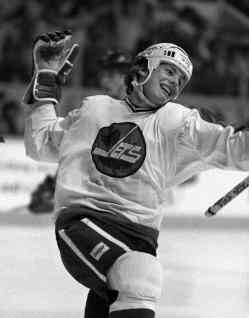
205;174;249;217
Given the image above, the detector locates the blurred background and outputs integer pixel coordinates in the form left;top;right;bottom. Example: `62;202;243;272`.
1;0;249;124
1;1;249;317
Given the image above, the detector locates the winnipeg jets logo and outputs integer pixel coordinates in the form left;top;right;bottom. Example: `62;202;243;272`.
92;125;142;163
91;122;146;178
93;142;142;163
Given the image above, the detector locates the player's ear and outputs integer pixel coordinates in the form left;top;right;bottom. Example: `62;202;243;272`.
137;68;149;79
134;57;150;85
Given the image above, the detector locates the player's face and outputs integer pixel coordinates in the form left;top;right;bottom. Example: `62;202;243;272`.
100;70;126;99
143;63;186;107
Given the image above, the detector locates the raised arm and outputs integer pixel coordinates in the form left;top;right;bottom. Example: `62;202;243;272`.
22;30;79;162
24;104;81;162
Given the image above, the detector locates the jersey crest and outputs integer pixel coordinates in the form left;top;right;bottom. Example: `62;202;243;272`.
91;122;146;178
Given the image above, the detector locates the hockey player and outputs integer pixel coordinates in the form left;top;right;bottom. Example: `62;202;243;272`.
23;31;249;318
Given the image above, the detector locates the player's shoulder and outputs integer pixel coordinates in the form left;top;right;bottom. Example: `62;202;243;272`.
79;94;121;113
157;101;191;116
156;101;193;131
82;94;120;106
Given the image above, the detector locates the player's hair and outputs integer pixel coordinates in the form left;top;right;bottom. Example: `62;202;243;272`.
98;50;132;74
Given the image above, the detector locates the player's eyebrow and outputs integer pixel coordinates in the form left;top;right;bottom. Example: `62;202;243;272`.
161;62;185;78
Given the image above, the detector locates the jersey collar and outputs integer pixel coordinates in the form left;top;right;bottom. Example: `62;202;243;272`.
125;84;160;112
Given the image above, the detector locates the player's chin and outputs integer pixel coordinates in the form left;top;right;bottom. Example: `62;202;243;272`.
146;91;170;108
156;94;171;107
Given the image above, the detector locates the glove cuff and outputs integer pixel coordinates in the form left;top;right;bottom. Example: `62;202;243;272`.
33;70;61;105
23;70;61;105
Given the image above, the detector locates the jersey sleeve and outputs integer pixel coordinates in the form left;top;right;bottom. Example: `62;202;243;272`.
180;109;249;171
24;102;82;162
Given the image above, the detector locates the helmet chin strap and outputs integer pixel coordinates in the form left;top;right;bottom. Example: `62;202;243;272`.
131;67;153;87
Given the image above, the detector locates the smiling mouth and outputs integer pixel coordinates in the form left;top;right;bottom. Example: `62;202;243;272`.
160;84;171;96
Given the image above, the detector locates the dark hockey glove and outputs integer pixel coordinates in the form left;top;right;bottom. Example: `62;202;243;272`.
23;30;79;105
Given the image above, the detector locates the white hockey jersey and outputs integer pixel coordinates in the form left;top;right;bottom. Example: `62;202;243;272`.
24;95;249;229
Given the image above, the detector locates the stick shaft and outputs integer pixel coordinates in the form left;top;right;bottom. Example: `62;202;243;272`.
205;175;249;217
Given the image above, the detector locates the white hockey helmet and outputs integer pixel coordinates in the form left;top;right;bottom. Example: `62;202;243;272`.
136;43;193;86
